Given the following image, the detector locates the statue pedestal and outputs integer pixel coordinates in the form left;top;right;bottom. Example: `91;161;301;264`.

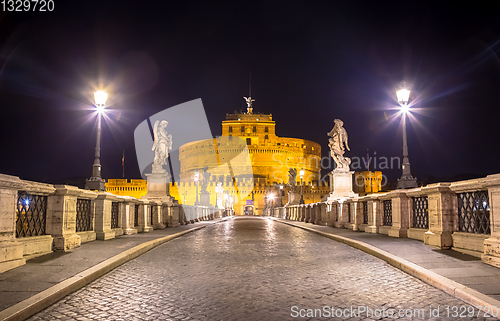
143;172;173;203
286;191;300;206
327;170;358;202
199;191;212;207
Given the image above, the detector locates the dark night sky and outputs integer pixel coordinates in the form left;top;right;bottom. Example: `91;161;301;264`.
1;1;500;186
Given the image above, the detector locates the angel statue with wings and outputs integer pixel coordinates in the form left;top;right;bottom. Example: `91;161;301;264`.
243;96;255;108
287;168;297;192
151;120;172;173
327;119;351;171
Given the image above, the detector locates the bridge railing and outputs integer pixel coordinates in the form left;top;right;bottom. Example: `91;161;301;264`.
272;173;500;269
0;173;233;273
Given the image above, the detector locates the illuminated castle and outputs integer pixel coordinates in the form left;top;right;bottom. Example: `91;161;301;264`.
107;99;332;215
173;100;327;215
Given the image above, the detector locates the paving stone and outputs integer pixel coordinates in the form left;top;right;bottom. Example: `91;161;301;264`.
29;217;498;320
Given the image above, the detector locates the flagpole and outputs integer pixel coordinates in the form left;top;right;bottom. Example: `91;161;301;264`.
122;150;125;179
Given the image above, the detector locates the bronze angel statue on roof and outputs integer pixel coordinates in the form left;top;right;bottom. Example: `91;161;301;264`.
327;119;351;171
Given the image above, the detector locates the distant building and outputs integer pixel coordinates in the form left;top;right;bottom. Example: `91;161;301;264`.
353;171;383;196
105;179;147;199
177;108;325;215
106;102;331;214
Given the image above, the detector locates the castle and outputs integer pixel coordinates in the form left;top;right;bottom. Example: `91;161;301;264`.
106;101;381;214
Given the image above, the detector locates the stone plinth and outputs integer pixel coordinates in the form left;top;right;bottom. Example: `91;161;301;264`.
286;191;300;206
327;170;358;202
143;173;173;203
199;191;212;207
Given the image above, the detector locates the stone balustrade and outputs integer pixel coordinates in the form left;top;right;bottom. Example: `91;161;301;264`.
269;173;500;269
0;174;233;273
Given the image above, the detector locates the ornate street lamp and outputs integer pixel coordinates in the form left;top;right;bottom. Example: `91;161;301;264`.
85;91;108;191
299;168;305;204
396;83;417;189
194;170;200;205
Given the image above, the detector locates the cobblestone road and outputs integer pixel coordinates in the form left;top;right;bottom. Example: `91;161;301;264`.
30;217;498;320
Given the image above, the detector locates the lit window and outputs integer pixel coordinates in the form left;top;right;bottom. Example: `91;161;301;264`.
229;126;232;133
241;126;244;132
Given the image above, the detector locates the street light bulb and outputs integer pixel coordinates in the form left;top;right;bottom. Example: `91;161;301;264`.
94;91;108;107
194;170;199;182
300;168;305;179
401;103;410;113
396;88;410;105
280;185;283;190
96;105;105;114
269;193;275;200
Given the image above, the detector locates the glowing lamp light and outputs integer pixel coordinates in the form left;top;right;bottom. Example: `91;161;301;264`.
269;193;275;200
396;88;410;106
299;168;305;180
94;91;108;107
280;185;283;190
194;170;199;182
401;103;410;113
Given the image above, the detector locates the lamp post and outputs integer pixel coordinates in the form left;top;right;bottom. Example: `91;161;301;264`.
85;91;108;191
396;83;418;189
279;184;284;207
299;168;305;204
194;170;200;205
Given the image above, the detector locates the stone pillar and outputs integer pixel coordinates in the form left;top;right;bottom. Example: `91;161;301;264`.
47;185;95;251
423;183;455;249
350;200;362;231
334;202;348;228
0;174;26;272
483;174;500;267
308;204;315;223
327;202;338;226
138;202;153;233
152;203;165;229
365;198;382;234
304;204;311;223
94;193;116;240
121;200;137;235
298;204;305;221
388;191;411;238
170;204;181;227
318;202;328;225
